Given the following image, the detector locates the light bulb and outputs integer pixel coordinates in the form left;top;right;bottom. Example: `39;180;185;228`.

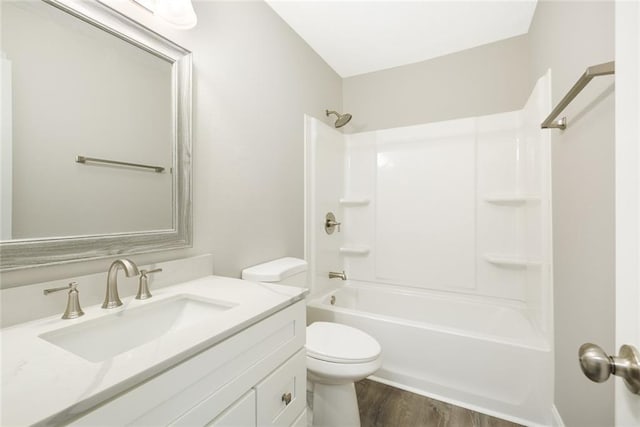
154;0;197;30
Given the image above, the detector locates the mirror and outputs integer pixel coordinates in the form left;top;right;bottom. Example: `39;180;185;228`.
0;0;192;271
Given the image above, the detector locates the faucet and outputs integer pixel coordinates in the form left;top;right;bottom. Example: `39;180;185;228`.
328;270;347;280
102;258;140;309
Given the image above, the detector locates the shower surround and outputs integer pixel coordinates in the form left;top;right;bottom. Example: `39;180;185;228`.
304;72;553;425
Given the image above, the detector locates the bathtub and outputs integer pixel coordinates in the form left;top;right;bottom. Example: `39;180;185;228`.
306;281;552;426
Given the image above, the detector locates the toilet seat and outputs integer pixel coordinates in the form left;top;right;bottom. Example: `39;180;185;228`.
305;322;383;425
306;322;381;364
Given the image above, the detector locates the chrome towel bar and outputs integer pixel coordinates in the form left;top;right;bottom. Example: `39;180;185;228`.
541;61;615;130
75;155;165;173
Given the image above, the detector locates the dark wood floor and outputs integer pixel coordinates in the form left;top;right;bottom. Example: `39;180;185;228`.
355;379;523;427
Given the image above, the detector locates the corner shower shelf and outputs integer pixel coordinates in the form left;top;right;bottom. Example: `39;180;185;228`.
339;198;370;207
339;246;370;256
484;194;540;205
484;254;541;268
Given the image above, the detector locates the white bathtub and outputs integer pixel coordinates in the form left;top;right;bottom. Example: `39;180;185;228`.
307;282;552;426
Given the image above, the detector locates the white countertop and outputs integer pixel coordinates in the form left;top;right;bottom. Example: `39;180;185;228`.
0;276;307;426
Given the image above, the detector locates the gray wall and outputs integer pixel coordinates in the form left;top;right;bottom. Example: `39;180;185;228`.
528;1;615;426
0;0;342;287
342;35;532;132
0;4;618;424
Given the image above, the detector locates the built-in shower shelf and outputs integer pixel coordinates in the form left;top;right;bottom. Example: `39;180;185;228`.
484;254;541;268
339;246;370;256
339;198;370;207
484;194;540;205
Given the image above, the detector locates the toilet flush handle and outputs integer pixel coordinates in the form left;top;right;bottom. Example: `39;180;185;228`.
282;392;292;405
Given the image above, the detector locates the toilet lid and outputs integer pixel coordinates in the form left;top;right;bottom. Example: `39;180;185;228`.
306;322;381;364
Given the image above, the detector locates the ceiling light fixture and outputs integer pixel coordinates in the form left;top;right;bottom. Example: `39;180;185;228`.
133;0;197;30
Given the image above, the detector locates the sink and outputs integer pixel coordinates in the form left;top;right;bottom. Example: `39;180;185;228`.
39;295;237;362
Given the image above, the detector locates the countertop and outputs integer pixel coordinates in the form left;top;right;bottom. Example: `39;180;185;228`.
0;275;307;426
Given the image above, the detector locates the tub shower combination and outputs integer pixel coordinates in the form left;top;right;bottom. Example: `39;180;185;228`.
307;283;551;425
305;73;553;426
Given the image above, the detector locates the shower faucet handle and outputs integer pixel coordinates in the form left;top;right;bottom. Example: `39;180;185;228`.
325;212;341;234
327;219;341;231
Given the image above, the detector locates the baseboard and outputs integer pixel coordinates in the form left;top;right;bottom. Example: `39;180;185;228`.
551;405;565;427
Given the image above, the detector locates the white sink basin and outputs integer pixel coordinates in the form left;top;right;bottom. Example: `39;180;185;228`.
39;295;237;362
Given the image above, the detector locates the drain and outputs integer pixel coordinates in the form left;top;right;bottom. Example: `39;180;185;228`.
330;295;336;305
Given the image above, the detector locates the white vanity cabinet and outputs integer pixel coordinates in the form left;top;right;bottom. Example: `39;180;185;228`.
69;300;307;426
209;390;256;426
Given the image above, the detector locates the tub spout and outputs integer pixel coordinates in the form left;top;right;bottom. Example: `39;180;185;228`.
329;271;347;280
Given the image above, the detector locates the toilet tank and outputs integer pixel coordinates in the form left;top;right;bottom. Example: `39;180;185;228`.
241;257;308;288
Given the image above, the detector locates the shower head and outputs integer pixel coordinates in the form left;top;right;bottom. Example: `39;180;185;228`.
326;110;352;128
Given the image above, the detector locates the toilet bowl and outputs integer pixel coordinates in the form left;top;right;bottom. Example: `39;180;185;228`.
306;321;382;427
242;258;382;427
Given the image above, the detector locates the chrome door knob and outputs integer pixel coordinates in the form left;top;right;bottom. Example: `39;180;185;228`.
579;343;613;382
579;343;640;394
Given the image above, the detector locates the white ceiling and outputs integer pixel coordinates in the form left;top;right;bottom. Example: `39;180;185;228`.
265;0;538;78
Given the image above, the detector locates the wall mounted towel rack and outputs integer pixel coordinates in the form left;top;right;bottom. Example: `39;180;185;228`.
541;61;615;130
75;155;165;173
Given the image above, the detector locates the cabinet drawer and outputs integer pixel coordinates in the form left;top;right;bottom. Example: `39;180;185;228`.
255;348;306;427
208;390;255;427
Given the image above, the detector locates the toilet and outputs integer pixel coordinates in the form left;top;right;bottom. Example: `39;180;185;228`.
242;258;382;427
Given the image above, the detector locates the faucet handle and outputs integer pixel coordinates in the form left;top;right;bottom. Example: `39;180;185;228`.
137;268;162;300
44;282;85;319
325;212;342;234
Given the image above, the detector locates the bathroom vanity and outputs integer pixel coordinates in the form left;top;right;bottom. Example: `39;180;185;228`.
2;1;304;424
1;276;308;426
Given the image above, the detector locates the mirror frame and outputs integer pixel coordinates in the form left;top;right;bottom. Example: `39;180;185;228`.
0;0;192;271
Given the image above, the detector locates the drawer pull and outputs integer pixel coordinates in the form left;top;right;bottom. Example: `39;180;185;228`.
281;392;292;405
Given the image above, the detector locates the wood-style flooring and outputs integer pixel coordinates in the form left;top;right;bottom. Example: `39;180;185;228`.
355;379;523;427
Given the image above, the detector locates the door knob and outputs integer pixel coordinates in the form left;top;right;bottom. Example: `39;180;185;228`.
579;343;640;394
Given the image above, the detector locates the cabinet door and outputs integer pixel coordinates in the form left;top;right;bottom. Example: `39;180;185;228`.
172;389;255;427
255;349;306;427
207;390;256;427
290;409;307;427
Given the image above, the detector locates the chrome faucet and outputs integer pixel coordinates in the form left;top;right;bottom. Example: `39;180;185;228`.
102;258;140;309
